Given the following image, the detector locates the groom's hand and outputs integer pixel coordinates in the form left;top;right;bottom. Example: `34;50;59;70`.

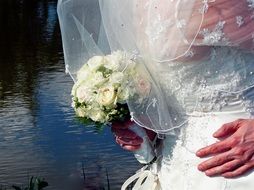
196;119;254;178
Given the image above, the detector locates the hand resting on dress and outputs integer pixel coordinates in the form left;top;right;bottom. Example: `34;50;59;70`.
111;120;156;151
196;119;254;178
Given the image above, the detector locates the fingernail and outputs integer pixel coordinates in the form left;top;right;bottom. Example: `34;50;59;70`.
197;164;204;171
213;130;220;135
205;171;212;176
196;151;202;157
222;173;231;178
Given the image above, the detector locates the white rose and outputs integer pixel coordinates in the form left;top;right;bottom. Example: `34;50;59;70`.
117;87;130;102
71;99;76;108
91;72;107;87
77;64;91;81
110;72;124;84
75;107;87;117
97;86;117;106
87;56;105;71
89;110;106;122
76;84;92;103
105;51;125;71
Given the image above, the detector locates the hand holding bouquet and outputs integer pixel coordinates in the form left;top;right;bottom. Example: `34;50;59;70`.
71;51;155;164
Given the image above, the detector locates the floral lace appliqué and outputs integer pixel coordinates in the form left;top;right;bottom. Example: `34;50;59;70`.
145;14;173;43
236;16;244;27
158;46;254;122
176;19;186;29
199;0;216;14
199;21;229;46
247;0;254;9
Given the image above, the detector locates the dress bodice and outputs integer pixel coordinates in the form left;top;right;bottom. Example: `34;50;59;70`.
158;47;254;127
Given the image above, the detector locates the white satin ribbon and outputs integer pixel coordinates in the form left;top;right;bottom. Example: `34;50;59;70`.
121;167;160;190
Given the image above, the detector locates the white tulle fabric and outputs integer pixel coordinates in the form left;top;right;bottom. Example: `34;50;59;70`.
57;0;254;134
57;0;254;189
57;0;202;134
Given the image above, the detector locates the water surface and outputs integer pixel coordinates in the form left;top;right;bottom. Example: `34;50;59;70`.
0;1;140;189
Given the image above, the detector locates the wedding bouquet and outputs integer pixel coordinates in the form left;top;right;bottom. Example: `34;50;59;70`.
71;51;151;125
71;51;156;164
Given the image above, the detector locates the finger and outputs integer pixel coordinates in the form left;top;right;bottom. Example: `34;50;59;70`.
116;136;143;146
112;128;139;139
122;145;141;151
222;160;254;178
112;122;129;129
112;120;135;129
198;151;233;171
204;159;243;177
196;140;231;157
213;120;242;138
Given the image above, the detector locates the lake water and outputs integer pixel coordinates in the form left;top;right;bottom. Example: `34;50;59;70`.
0;1;140;189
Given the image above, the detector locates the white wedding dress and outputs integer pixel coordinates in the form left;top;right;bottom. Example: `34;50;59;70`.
123;0;254;188
123;45;254;190
123;0;254;189
156;46;254;190
56;0;254;189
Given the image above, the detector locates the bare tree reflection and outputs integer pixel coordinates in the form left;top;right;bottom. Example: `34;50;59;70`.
0;0;61;111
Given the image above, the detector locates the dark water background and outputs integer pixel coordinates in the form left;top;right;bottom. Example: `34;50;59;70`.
0;1;140;189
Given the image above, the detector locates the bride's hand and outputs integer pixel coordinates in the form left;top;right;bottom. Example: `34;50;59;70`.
111;120;156;151
196;119;254;178
111;120;143;151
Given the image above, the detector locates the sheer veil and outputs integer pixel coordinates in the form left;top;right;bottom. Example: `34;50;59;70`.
57;0;209;134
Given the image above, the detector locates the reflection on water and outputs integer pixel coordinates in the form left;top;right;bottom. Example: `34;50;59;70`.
0;1;140;189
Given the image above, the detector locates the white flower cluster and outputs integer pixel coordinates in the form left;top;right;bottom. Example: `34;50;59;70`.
71;51;151;124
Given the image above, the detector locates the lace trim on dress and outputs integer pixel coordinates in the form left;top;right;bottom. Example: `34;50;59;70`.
199;21;230;46
236;16;244;27
199;0;215;14
145;14;173;44
247;0;254;9
158;47;254;121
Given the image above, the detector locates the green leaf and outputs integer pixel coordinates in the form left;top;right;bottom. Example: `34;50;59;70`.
97;66;113;78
